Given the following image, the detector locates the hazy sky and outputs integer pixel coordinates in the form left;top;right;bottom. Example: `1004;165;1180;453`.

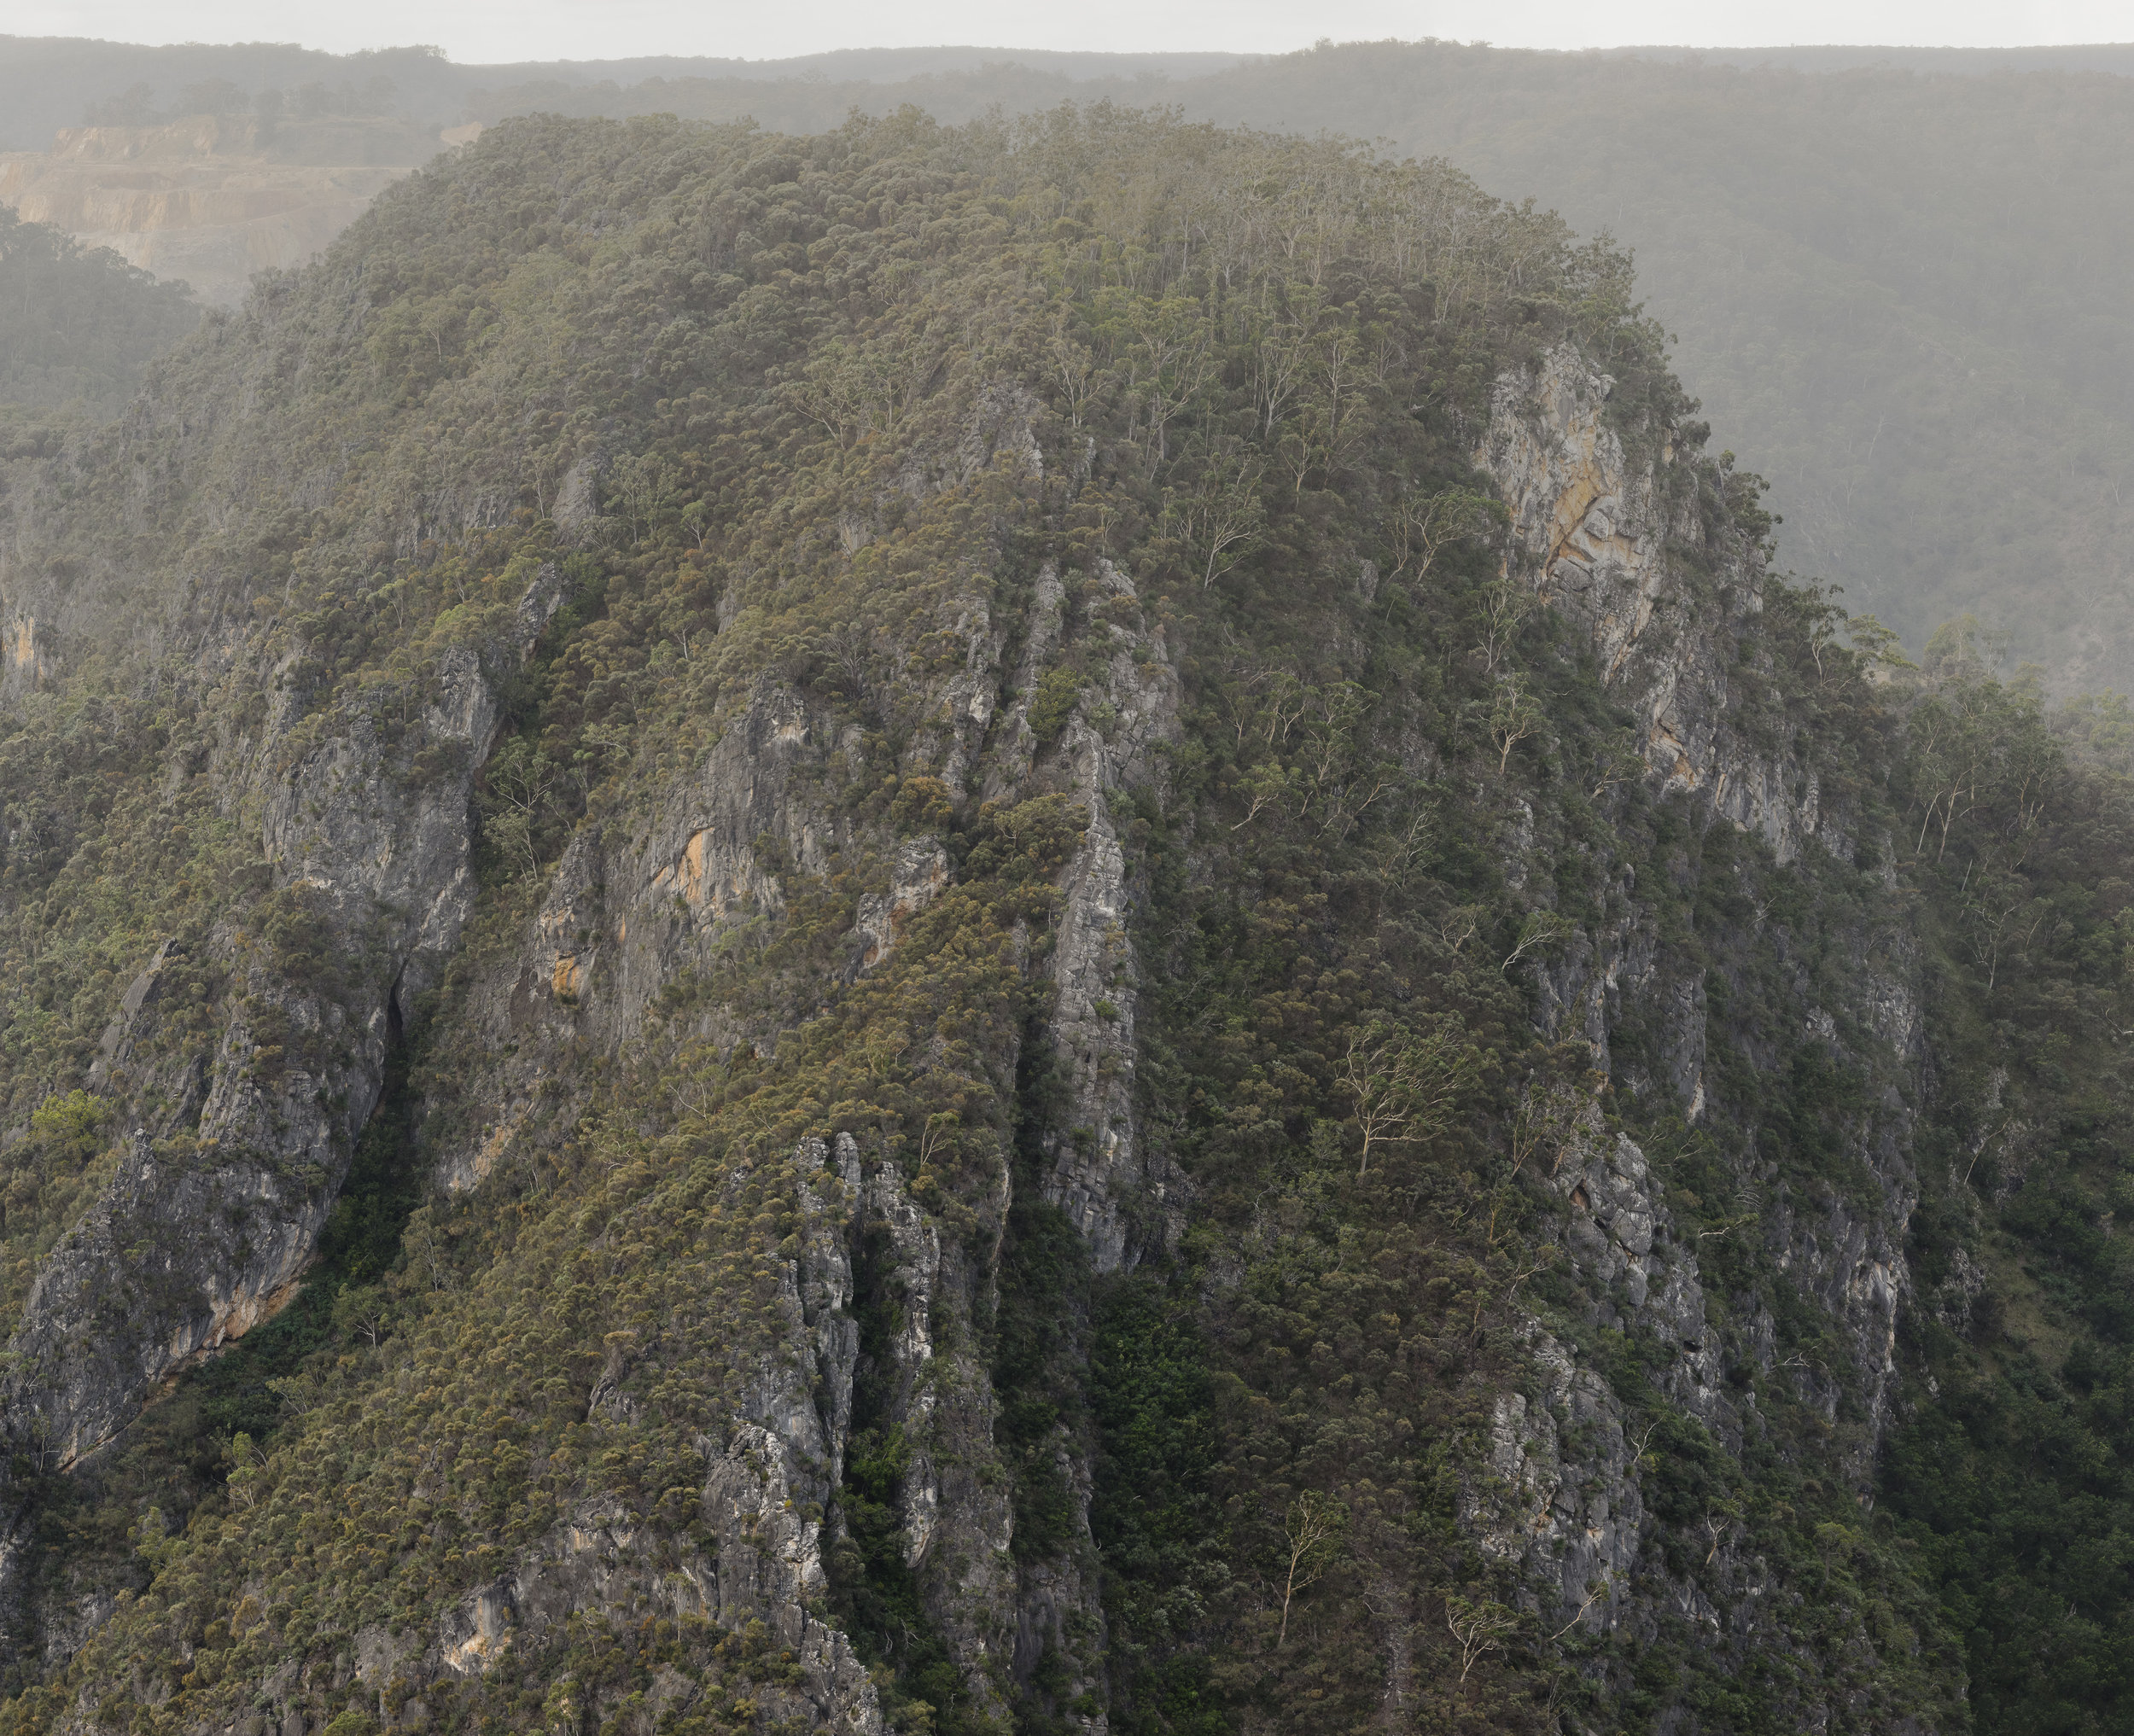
11;0;2127;64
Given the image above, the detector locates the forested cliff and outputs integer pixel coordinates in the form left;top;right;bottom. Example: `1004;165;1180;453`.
0;108;2130;1736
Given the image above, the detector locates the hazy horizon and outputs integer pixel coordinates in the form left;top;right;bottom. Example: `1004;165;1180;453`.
11;0;2134;66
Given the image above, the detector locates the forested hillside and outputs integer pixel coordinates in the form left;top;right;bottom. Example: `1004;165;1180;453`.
1175;43;2134;694
0;207;197;416
0;38;1245;150
3;102;2134;1736
442;41;2134;693
16;35;2134;686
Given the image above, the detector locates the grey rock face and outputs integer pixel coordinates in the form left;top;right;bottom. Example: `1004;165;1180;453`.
327;1134;885;1735
1472;343;1927;1684
386;443;1164;1718
3;575;551;1433
863;1151;1019;1723
432;681;838;1194
1032;560;1181;1273
697;1133;883;1736
854;836;950;973
1469;1323;1647;1631
0;567;560;1662
1478;342;1840;865
0;303;1949;1729
1471;1090;1723;1633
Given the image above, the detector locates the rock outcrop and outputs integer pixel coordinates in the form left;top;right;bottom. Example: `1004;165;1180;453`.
1481;341;1838;863
0;567;560;1666
0;113;2017;1735
1471;342;1929;1704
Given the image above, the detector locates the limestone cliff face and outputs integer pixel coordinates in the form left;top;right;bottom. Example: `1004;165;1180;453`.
0;305;1933;1726
0;107;1993;1730
323;1133;885;1736
987;557;1181;1273
1480;342;1835;863
429;681;839;1196
347;383;1181;1726
0;567;559;1663
1467;1104;1723;1634
695;1133;884;1736
1471;343;1929;1708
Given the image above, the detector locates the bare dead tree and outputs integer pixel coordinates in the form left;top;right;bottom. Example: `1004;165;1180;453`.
1277;1493;1346;1646
1445;1595;1520;1683
1339;1013;1475;1174
1487;673;1543;777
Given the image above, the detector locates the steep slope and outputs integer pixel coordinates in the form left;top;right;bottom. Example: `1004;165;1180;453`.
430;43;2134;692
0;204;197;415
0;104;2131;1736
1167;41;2134;691
22;39;2134;688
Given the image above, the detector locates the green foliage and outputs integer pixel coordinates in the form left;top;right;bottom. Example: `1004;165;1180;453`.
26;31;2134;684
0;98;1630;1736
990;1191;1088;1567
0;206;198;412
891;775;957;835
1088;1280;1221;1736
1025;668;1084;746
25;1090;106;1162
1858;656;2134;1732
0;87;2096;1736
1114;38;2134;685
